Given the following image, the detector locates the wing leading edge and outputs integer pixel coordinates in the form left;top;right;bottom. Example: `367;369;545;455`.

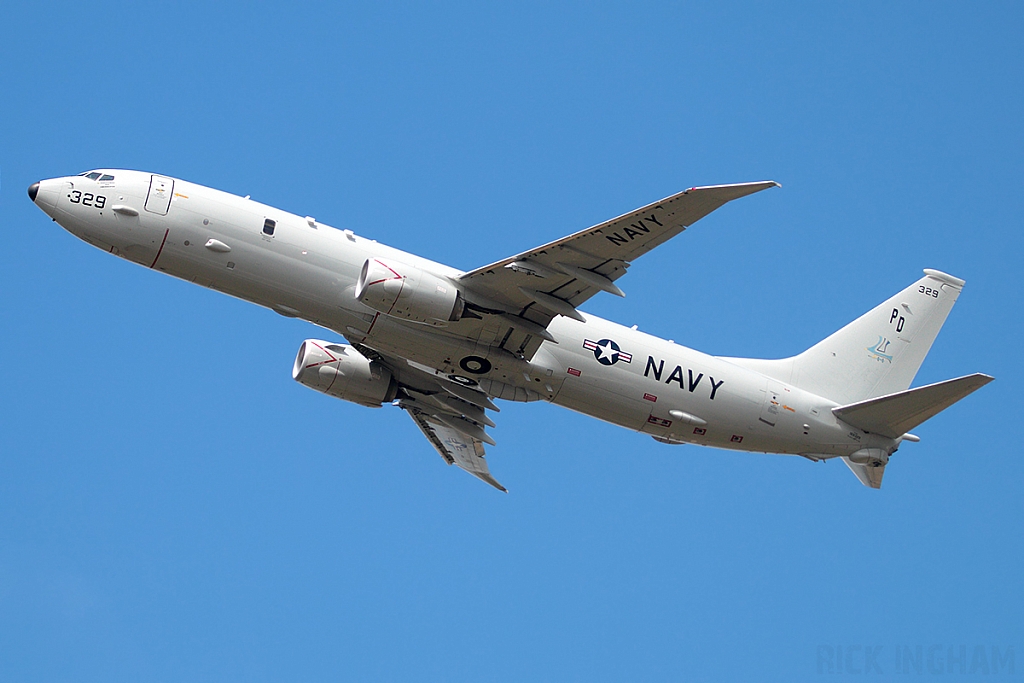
454;181;778;361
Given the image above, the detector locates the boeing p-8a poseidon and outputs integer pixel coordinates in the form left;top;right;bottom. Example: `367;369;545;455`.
29;171;992;491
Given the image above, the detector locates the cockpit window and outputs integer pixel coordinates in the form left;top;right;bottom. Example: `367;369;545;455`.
77;171;114;181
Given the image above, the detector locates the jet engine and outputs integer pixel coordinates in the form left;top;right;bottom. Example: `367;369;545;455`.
355;258;464;325
292;340;397;407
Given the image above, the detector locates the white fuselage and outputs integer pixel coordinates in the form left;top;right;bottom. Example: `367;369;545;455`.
32;170;886;460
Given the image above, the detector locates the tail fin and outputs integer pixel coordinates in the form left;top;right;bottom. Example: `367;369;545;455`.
727;269;966;405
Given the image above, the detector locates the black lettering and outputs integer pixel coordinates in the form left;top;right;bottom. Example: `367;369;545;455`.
623;227;644;239
890;308;899;324
644;213;662;227
666;365;685;389
687;369;704;392
709;377;724;400
606;232;628;246
628;221;651;234
644;356;664;381
896;316;905;333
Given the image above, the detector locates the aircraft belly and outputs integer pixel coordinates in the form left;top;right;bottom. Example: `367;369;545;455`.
359;316;535;384
555;379;650;430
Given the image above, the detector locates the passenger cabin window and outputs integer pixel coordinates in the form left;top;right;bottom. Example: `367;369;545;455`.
263;218;276;236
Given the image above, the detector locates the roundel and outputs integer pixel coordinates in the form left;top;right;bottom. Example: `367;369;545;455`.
590;339;627;365
446;374;479;387
459;355;492;375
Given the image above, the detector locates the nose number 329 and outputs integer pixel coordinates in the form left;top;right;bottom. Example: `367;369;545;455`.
68;190;107;209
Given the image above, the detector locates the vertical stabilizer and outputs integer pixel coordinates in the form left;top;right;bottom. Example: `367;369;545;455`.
726;270;965;405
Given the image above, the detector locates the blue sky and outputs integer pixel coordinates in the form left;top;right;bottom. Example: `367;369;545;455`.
2;2;1021;680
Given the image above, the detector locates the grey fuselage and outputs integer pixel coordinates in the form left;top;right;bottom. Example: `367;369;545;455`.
31;170;887;460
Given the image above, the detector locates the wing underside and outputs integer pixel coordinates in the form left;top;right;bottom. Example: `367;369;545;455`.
405;407;506;492
354;344;506;491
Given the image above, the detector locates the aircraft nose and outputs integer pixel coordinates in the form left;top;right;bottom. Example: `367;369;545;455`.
30;178;61;217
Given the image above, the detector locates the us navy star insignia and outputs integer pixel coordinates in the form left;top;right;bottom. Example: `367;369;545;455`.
583;338;633;366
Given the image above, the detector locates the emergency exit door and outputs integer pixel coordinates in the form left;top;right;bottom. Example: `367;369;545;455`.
144;175;174;215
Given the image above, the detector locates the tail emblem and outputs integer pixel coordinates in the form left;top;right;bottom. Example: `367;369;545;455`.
867;335;893;363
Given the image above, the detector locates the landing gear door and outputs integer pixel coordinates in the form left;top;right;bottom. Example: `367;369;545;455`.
145;175;174;215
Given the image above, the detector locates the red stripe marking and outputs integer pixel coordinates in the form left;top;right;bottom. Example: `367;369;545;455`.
308;341;339;363
375;259;403;279
364;260;404;317
149;229;170;268
364;259;406;286
365;312;381;336
308;341;341;392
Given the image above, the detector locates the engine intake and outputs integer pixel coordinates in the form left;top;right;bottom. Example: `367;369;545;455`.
292;340;397;407
355;258;463;325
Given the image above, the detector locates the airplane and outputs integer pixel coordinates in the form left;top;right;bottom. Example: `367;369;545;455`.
28;170;993;491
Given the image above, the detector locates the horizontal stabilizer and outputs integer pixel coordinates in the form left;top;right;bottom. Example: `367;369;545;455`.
833;373;994;439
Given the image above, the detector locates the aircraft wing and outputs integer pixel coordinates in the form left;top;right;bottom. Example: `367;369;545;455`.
404;407;506;492
353;344;506;491
457;182;779;331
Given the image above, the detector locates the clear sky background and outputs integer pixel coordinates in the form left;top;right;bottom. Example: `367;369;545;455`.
2;2;1021;681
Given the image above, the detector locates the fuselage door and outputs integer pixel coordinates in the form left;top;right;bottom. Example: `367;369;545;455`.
144;174;174;215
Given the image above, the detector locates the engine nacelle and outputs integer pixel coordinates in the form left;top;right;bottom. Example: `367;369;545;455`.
355;258;464;325
292;340;397;407
848;448;890;467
